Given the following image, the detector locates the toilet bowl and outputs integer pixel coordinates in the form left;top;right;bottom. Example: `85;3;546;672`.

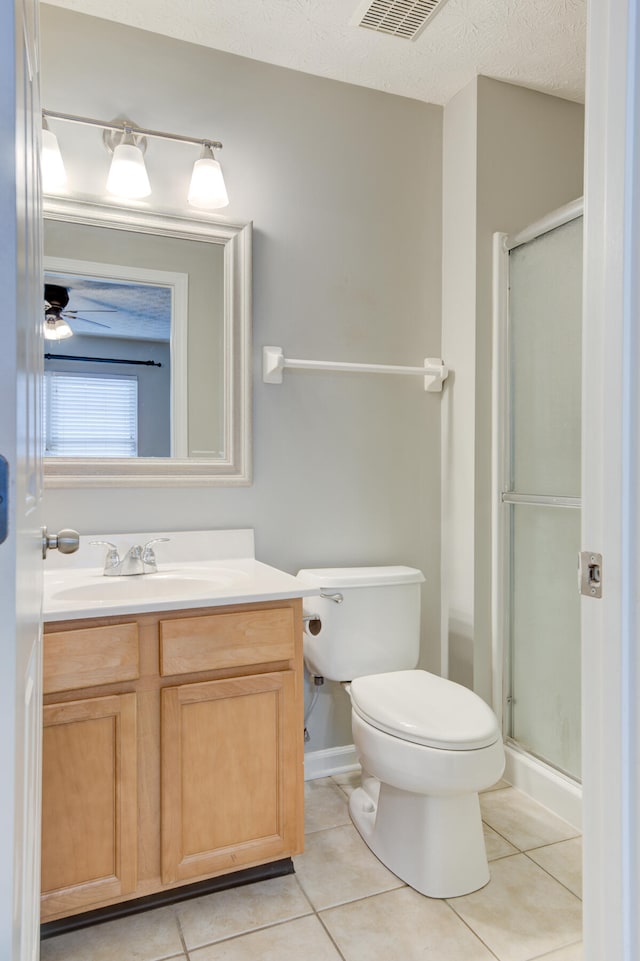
296;566;505;899
347;670;504;897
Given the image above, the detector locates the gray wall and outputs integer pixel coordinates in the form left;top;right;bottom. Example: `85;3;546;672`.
40;6;444;752
441;76;584;701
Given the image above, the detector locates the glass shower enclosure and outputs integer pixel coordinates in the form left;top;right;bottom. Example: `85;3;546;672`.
494;202;583;781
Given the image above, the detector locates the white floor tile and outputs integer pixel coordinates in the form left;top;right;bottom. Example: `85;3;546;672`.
40;906;184;961
527;837;582;898
447;853;582;961
189;914;342;961
294;823;404;910
321;886;495;960
480;788;580;851
177;874;312;949
484;823;519;861
304;777;352;833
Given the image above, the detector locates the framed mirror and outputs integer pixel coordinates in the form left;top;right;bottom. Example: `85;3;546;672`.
43;198;251;487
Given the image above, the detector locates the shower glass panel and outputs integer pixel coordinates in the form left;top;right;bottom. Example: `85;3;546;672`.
504;214;582;780
509;219;583;497
510;504;581;776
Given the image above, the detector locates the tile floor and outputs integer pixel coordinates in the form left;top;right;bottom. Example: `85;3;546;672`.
40;774;583;961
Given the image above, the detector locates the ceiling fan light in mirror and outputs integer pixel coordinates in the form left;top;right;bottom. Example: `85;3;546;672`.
107;141;151;199
43;311;73;341
188;145;229;209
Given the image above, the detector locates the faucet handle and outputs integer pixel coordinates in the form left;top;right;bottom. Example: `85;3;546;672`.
142;537;169;572
89;540;120;573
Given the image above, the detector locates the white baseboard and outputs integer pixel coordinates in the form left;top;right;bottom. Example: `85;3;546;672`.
504;743;582;830
304;744;360;781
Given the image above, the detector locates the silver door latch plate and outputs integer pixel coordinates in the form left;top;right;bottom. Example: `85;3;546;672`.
579;551;602;597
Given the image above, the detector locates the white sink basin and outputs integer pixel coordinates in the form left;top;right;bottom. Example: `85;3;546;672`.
50;568;245;603
43;531;318;622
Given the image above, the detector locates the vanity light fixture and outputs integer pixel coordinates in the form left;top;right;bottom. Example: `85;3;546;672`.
105;126;151;199
41;117;67;192
188;143;229;209
41;109;228;209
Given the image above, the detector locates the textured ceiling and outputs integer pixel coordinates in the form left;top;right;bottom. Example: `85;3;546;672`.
45;271;171;341
43;0;586;106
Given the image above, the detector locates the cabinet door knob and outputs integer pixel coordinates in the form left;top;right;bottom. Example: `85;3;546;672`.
42;527;80;559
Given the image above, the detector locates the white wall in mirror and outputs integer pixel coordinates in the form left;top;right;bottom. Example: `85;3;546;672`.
43;197;252;487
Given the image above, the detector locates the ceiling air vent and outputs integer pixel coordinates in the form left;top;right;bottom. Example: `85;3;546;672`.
352;0;450;40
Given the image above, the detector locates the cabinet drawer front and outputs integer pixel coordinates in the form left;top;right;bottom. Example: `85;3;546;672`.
44;623;139;694
160;607;295;676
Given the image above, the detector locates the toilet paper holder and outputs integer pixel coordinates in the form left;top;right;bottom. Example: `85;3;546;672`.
303;613;322;636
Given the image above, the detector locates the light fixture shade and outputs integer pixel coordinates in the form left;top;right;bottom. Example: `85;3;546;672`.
41;126;67;192
188;146;229;209
44;315;73;341
107;141;151;199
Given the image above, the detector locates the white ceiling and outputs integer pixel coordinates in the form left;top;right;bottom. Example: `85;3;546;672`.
44;0;586;106
45;272;171;341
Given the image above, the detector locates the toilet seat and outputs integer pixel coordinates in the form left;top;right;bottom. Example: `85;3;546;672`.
350;669;500;751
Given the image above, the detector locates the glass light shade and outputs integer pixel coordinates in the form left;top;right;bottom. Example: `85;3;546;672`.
44;315;73;341
41;127;67;192
106;142;151;199
188;148;229;209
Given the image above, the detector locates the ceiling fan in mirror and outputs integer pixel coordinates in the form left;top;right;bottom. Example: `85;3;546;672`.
43;283;116;341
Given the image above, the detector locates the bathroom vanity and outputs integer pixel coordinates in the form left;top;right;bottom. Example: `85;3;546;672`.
41;531;313;924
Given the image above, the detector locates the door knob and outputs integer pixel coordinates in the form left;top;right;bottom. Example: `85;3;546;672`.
42;527;80;559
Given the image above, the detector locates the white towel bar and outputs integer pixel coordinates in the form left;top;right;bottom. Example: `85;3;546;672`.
262;346;449;392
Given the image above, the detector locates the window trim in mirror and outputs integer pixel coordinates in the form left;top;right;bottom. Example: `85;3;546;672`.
43;197;252;487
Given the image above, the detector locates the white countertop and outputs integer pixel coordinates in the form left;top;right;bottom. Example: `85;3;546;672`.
43;529;317;622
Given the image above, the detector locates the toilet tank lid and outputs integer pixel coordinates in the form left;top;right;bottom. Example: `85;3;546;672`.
296;566;425;589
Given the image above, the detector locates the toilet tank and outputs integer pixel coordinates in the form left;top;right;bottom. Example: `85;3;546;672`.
296;566;425;682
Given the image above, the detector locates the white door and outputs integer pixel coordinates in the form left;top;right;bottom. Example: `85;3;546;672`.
582;0;640;958
0;0;44;959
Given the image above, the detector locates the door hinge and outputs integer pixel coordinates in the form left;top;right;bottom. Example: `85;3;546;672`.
579;551;602;598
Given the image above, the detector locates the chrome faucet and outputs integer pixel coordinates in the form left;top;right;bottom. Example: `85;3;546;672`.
90;538;169;576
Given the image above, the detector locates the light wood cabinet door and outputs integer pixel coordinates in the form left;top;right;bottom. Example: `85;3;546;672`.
161;671;301;884
41;693;137;920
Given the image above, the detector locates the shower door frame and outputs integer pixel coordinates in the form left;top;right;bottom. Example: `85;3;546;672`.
491;198;584;771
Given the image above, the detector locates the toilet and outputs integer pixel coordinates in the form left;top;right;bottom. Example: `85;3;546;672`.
297;565;505;898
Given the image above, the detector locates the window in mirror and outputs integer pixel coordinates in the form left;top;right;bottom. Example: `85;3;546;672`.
44;371;139;457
